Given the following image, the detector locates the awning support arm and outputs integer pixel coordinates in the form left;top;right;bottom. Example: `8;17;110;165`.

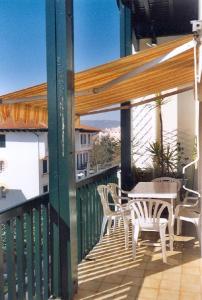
76;40;195;97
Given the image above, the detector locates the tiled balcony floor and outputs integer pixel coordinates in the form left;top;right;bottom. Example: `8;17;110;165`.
74;226;202;300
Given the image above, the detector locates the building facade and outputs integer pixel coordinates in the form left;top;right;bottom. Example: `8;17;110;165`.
0;125;100;199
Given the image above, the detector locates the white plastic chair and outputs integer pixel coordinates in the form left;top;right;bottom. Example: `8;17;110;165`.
107;182;130;205
129;199;173;263
175;194;200;240
152;177;182;192
97;185;130;248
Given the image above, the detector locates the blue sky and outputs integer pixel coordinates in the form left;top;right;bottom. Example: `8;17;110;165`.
0;0;120;120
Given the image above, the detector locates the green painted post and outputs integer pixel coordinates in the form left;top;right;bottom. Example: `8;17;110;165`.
16;215;25;300
120;1;133;190
25;211;34;300
46;0;77;299
42;204;49;299
34;207;42;300
0;225;4;299
76;189;82;262
5;221;16;300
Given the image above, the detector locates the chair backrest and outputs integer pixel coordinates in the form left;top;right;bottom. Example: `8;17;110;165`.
129;198;172;225
97;185;112;216
107;183;121;205
152;177;181;192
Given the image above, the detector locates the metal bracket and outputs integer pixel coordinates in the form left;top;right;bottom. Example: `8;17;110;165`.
191;20;202;32
191;20;202;45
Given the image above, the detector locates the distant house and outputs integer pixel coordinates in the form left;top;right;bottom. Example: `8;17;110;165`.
0;121;100;199
75;124;100;180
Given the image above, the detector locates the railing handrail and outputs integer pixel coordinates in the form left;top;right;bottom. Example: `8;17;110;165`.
0;192;49;223
76;165;119;188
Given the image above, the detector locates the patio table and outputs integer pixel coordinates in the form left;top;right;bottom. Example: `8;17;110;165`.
128;181;178;246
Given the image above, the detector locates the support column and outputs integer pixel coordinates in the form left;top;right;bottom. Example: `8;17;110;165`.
46;1;77;299
197;0;202;257
120;2;133;190
198;99;202;255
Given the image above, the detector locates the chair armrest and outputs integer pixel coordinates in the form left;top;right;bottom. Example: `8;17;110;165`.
115;196;131;203
175;201;199;217
109;202;130;212
183;196;199;205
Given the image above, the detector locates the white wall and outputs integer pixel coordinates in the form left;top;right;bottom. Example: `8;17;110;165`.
0;132;41;199
0;131;49;199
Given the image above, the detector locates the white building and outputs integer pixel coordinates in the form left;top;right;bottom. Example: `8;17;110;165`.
0;124;100;199
75;124;100;179
98;127;120;141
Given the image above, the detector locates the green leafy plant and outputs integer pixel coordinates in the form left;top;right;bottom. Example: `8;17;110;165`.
147;141;189;177
90;134;120;168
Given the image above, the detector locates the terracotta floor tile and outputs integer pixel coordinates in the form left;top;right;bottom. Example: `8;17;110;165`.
79;278;103;292
138;287;158;299
98;282;120;293
75;229;202;300
179;291;202;300
161;271;181;281
157;289;180;300
126;268;145;277
103;274;124;285
160;279;180;291
181;274;201;293
121;275;143;287
144;271;163;280
182;266;201;275
142;277;160;289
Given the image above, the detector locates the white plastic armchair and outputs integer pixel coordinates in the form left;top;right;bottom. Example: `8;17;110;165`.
152;177;182;192
97;185;131;248
107;183;129;205
175;194;200;239
129;199;173;263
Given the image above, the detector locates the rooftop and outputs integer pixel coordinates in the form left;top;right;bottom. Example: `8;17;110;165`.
0;118;100;133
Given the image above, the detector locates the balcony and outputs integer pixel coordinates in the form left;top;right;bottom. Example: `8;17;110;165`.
0;166;118;300
1;166;202;300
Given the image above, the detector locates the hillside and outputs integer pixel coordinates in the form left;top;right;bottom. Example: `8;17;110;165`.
82;119;120;129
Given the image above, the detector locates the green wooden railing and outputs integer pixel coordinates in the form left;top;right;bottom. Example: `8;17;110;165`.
76;166;118;262
0;193;49;300
0;166;118;299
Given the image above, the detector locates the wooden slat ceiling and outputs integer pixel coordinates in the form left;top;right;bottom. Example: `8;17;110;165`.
122;0;197;38
0;35;195;126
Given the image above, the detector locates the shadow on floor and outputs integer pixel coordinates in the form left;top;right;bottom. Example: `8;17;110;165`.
74;225;202;300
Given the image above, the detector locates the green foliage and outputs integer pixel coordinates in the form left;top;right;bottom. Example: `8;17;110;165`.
90;134;120;168
147;141;189;177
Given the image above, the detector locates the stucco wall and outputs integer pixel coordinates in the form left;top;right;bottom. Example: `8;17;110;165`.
0;132;41;199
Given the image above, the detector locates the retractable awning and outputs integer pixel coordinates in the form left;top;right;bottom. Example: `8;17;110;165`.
0;35;195;126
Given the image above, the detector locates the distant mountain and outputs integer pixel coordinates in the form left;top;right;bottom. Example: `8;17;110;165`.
82;119;120;129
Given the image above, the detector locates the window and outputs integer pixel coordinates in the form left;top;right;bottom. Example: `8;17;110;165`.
88;134;91;144
83;152;88;163
42;159;48;174
0;135;6;148
80;134;87;145
77;154;79;169
43;185;48;193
